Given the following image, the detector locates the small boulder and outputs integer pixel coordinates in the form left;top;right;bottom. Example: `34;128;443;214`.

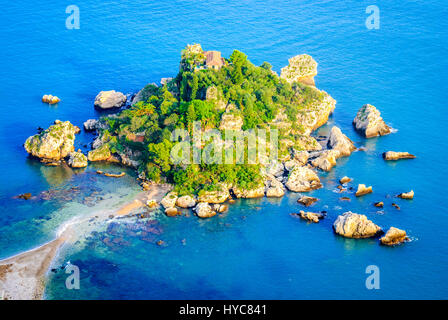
16;193;32;200
285;166;322;192
380;227;409;246
83;119;99;131
328;126;356;157
374;202;384;208
353;104;391;138
398;190;414;200
161;192;178;209
176;195;197;208
194;202;216;219
165;207;181;217
392;203;401;210
311;150;340;171
146;200;158;208
383;151;416;161
333;211;383;238
292;150;309;166
299;210;325;223
94;90;127;109
297;196;318;207
339;176;352;184
67;152;88;168
355;184;373;197
42;94;60;104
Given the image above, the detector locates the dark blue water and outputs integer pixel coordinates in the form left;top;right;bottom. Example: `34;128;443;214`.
1;0;447;299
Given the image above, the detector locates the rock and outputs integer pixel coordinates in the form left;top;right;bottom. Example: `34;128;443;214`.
83;119;98;131
297;196;318;207
161;192;178;209
355;184;373;197
299;211;325;223
42;94;60;104
96;171;125;178
146;200;158;208
67;152;88;168
232;185;266;199
265;175;285;198
333;212;383;239
194;202;216;219
328;126;356;157
198;185;230;204
311;150;340;171
383;151;416;161
380;227;409;246
94;90;127;109
24;120;80;161
293;150;309;166
280;54;318;86
88;144;112;162
165;207;181;217
398;190;414;200
285;166;322;192
339;176;352;184
353;104;391;138
392;203;401;210
176;195;196;208
266;160;284;177
374;202;384;208
284;159;301;172
219;113;243;131
340;197;351;201
16;193;32;200
295;92;336;135
213;204;228;213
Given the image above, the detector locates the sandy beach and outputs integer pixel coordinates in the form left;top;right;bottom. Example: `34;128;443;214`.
0;184;171;300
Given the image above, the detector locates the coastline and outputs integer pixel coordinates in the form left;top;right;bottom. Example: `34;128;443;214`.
0;184;171;300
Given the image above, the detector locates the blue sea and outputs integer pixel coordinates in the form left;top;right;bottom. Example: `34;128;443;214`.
0;0;447;299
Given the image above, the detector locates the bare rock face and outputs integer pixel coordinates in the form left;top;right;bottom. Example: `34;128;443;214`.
232;185;266;199
333;212;382;238
94;90;127;109
198;184;230;204
353;104;391;138
355;184;373;197
311;150;340;172
285;166;322;192
266;160;285;177
83;119;99;131
380;227;409;246
161;192;178;209
265;175;285;198
297;196;318;207
87;144;112;162
280;54;318;86
293;150;309;166
383;151;416;161
213;204;228;213
176;195;197;208
194;202;217;219
219;113;244;131
67;152;87;168
328;126;356;157
24;120;80;161
299;211;325;223
398;190;414;200
296;92;336;135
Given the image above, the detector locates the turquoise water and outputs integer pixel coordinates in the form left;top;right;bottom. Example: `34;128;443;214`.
1;0;447;299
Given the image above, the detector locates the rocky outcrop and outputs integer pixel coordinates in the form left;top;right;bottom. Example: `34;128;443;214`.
265;175;285;198
232;185;265;199
328;126;356;157
83;119;98;131
206;86;227;111
24;120;80;161
94;90;127;109
297;196;318;207
219;113;243;131
161;192;178;209
296;93;336;135
42;94;60;104
380;227;409;246
339;176;352;184
280;54;318;86
293;150;309;166
285;166;322;192
383;151;416;161
353;104;391;138
87;144;112;162
194;202;216;219
198;185;230;204
165;207;181;217
311;150;340;172
355;184;373;197
266;160;285;177
176;195;197;208
67;151;87;168
398;190;414;200
333;212;383;239
299;211;325;223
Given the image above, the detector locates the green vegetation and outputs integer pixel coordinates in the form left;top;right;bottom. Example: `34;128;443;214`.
96;45;327;196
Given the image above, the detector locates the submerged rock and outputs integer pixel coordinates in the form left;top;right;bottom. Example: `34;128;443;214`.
293;150;309;166
353;104;391;138
299;211;325;223
333;212;382;239
161;192;178;209
213;204;228;213
374;202;384;208
383;151;416;161
176;195;197;208
194;202;216;219
392;203;401;210
67;151;88;168
328;126;356;157
297;196;318;207
398;190;414;200
24;120;80;161
16;193;32;200
285;166;322;192
94;90;127;109
355;184;373;197
380;227;409;246
280;54;318;86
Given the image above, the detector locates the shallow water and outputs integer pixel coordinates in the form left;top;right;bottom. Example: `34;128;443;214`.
1;0;447;299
